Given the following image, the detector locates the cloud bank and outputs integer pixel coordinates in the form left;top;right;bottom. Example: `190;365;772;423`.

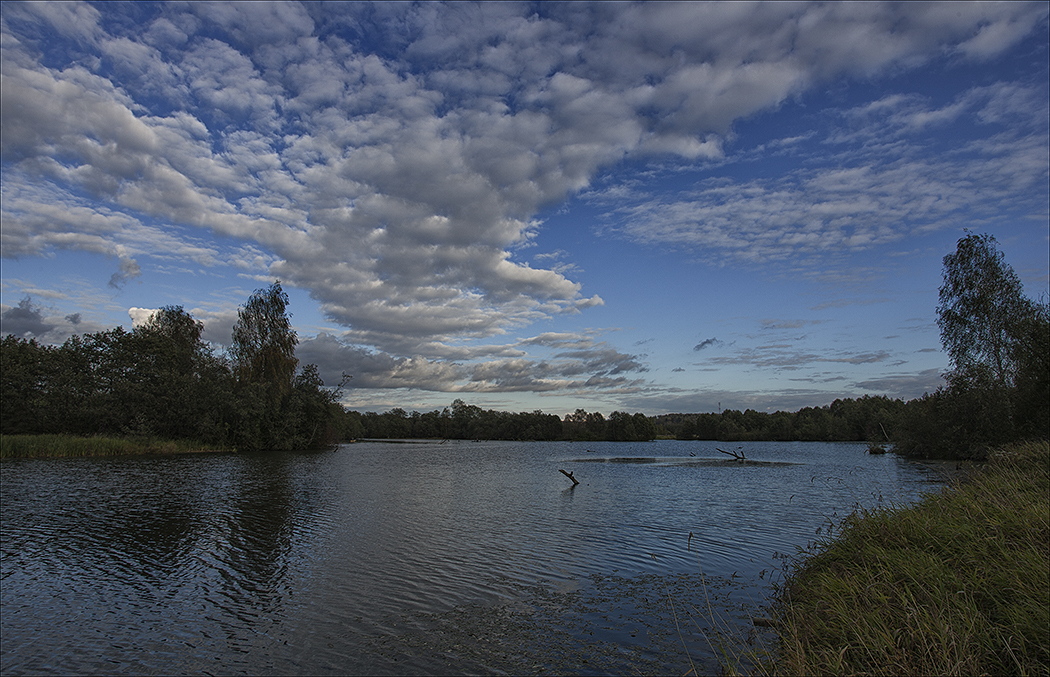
2;2;1046;401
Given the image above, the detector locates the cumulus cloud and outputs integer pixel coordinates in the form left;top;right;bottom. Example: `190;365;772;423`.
0;295;108;342
126;307;156;327
294;329;649;396
1;297;55;338
1;2;1045;397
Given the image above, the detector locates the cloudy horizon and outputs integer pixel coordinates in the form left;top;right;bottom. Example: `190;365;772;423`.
2;2;1047;416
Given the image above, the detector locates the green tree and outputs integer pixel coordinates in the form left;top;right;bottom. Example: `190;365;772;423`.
228;282;340;450
896;233;1047;457
230;281;299;390
0;336;52;434
129;306;232;442
229;281;301;450
1010;301;1050;438
937;232;1033;389
287;363;340;448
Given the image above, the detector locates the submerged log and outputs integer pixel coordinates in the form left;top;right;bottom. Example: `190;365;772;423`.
559;469;580;486
716;447;747;461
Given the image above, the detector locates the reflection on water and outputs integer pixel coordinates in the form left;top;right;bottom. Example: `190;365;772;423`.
1;441;949;675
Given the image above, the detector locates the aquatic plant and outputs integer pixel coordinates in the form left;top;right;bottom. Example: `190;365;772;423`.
0;434;226;458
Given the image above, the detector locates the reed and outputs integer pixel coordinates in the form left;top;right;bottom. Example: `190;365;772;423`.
770;440;1049;676
0;434;228;458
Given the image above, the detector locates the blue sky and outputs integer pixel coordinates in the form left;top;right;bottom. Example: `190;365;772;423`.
2;2;1048;416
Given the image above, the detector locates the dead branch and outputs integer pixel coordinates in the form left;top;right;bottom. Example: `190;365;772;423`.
559;469;580;486
715;447;747;461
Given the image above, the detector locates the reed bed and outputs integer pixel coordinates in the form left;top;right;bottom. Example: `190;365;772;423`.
0;434;228;458
771;440;1049;676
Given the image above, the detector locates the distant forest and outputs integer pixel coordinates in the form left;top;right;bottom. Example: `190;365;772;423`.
333;395;900;443
337;401;655;442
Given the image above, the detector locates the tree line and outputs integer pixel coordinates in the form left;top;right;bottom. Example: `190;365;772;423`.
653;395;906;442
1;282;339;451
335;401;658;442
332;396;903;444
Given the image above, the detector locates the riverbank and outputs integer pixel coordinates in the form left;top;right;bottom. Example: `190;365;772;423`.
0;434;230;458
770;440;1049;676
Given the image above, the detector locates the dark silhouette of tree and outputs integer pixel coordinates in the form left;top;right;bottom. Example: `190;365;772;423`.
937;232;1034;389
230;281;298;391
227;281;338;451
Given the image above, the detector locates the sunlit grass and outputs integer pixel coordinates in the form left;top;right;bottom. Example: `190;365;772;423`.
770;440;1049;676
0;434;229;458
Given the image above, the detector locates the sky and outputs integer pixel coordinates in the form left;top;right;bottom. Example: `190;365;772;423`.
2;2;1048;417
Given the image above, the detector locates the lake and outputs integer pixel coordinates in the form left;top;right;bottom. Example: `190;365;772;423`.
1;440;954;675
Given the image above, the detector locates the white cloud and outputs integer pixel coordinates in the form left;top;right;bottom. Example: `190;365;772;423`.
597;78;1048;268
127;307;157;327
2;1;1046;383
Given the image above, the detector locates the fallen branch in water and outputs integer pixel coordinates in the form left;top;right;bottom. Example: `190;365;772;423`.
716;447;747;461
558;469;580;486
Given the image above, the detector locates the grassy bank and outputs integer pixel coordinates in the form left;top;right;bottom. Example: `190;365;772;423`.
771;440;1049;676
0;434;230;459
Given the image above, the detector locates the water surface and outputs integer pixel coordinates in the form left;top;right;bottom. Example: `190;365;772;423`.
1;440;953;675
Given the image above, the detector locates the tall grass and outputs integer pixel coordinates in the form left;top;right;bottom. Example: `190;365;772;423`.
771;440;1049;676
0;434;228;458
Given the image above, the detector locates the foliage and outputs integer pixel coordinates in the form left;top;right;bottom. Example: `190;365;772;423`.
894;233;1049;459
937;232;1033;388
652;395;905;442
338;401;653;442
772;441;1049;676
892;366;1016;459
0;286;336;452
1010;300;1050;439
230;281;298;389
339;396;910;443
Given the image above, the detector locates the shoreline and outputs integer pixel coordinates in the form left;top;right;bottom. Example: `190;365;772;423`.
766;440;1049;676
0;434;232;459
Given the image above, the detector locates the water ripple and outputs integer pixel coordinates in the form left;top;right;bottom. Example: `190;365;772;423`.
1;441;948;675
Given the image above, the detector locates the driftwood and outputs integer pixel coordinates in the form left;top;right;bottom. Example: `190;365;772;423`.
715;447;747;461
559;469;580;486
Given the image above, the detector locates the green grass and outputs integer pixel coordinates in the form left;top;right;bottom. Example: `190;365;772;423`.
0;434;230;458
770;440;1049;676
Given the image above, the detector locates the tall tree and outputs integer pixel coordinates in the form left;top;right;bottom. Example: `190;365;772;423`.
230;281;299;390
936;232;1033;388
229;282;299;450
